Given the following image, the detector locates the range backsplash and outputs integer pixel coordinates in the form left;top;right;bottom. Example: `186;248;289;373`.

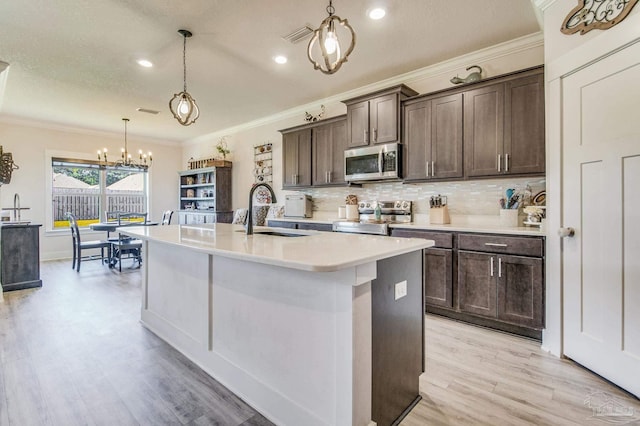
295;177;546;216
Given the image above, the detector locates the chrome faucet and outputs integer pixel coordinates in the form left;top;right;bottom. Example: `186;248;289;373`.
13;193;20;222
246;183;277;235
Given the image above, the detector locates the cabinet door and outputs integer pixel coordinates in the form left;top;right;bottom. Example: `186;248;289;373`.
497;255;544;328
464;84;504;177
347;100;369;148
431;93;463;179
458;251;497;318
312;124;331;186
282;129;311;188
329;119;348;185
370;93;398;144
424;248;453;309
504;72;545;175
403;99;431;181
312;119;347;186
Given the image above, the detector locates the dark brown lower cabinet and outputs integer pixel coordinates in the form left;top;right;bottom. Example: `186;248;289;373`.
497;254;543;328
391;228;544;339
458;250;543;329
458;251;497;317
424;248;453;308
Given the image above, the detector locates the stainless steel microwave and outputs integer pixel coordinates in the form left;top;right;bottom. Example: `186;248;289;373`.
344;143;402;182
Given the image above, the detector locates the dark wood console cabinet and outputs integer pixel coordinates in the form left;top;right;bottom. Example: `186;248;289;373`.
1;224;42;292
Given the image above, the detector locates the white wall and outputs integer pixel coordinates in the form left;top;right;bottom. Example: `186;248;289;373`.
0;118;182;260
183;33;544;213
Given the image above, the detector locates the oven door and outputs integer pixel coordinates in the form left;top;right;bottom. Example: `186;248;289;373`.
344;143;401;181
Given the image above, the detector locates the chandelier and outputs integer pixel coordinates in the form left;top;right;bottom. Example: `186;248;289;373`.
98;118;152;169
169;29;199;126
307;0;356;75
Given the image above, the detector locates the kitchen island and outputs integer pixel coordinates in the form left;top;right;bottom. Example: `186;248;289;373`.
120;223;431;426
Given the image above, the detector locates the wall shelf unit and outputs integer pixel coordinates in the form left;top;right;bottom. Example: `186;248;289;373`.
178;163;232;224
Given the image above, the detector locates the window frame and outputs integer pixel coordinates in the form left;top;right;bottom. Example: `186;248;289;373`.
48;154;149;232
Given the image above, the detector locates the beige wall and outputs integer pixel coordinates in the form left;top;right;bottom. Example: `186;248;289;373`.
0;119;181;260
183;34;544;213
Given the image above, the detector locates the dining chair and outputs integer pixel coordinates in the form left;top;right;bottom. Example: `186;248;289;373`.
67;212;111;272
161;210;174;225
109;212;147;271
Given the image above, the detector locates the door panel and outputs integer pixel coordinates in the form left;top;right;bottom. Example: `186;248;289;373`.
403;100;431;181
347;101;369;147
563;42;640;397
424;248;453;308
497;255;543;329
370;94;398;144
464;84;504;177
312;125;331;186
504;73;545;174
458;251;496;318
432;93;463;179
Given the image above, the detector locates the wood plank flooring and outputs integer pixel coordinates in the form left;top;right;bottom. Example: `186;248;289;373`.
2;259;639;425
0;260;272;426
400;315;640;426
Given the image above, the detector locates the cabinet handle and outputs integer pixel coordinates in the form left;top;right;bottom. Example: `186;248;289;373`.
498;257;502;278
364;129;368;143
505;154;510;172
426;161;429;178
497;154;502;172
432;161;435;177
328;171;332;183
373;128;377;143
490;257;494;277
485;243;508;247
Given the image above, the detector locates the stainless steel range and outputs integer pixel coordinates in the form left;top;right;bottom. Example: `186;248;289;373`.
332;200;412;235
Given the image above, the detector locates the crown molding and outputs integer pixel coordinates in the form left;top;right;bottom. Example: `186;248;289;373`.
185;31;544;146
0;113;181;147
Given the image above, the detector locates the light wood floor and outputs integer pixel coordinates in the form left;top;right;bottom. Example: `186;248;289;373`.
2;260;639;425
0;260;272;426
401;315;640;426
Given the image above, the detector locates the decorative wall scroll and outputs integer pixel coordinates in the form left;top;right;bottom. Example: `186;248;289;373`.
561;0;638;35
0;146;19;185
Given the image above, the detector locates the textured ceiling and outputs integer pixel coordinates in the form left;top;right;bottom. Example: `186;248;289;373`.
0;0;540;143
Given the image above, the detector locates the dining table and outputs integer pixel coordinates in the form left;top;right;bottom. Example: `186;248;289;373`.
89;221;159;268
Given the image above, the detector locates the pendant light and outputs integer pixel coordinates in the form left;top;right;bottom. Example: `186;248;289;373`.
98;118;152;169
169;29;200;126
307;0;356;75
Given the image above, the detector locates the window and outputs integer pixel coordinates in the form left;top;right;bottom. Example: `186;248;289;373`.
52;158;148;229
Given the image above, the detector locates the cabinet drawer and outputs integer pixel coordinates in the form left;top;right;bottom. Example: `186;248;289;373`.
390;229;453;248
458;234;543;257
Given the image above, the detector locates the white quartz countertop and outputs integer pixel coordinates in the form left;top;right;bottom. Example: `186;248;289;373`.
120;223;432;272
270;213;545;236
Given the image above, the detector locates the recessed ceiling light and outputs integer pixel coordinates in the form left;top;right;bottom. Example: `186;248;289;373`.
274;55;288;64
137;59;153;68
368;8;386;20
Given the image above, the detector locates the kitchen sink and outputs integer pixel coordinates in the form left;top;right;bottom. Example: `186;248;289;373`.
235;229;309;237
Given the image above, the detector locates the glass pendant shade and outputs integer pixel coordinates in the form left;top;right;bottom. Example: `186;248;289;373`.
169;29;199;126
170;91;199;126
307;1;355;75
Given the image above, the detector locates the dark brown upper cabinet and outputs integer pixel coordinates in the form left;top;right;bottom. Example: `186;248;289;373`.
464;67;545;178
281;128;312;188
343;85;418;148
403;93;463;181
312;116;348;186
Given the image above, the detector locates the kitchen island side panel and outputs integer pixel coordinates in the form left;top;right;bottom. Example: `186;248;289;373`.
372;250;424;426
140;239;373;426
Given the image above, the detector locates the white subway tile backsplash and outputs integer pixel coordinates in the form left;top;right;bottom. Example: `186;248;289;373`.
292;177;545;216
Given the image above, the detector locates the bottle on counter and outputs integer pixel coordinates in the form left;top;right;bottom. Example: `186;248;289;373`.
374;202;382;222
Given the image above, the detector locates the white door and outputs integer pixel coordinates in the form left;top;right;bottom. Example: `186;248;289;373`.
562;40;640;397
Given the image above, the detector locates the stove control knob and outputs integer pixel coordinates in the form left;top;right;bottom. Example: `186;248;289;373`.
365;202;371;208
402;201;409;209
395;201;401;208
